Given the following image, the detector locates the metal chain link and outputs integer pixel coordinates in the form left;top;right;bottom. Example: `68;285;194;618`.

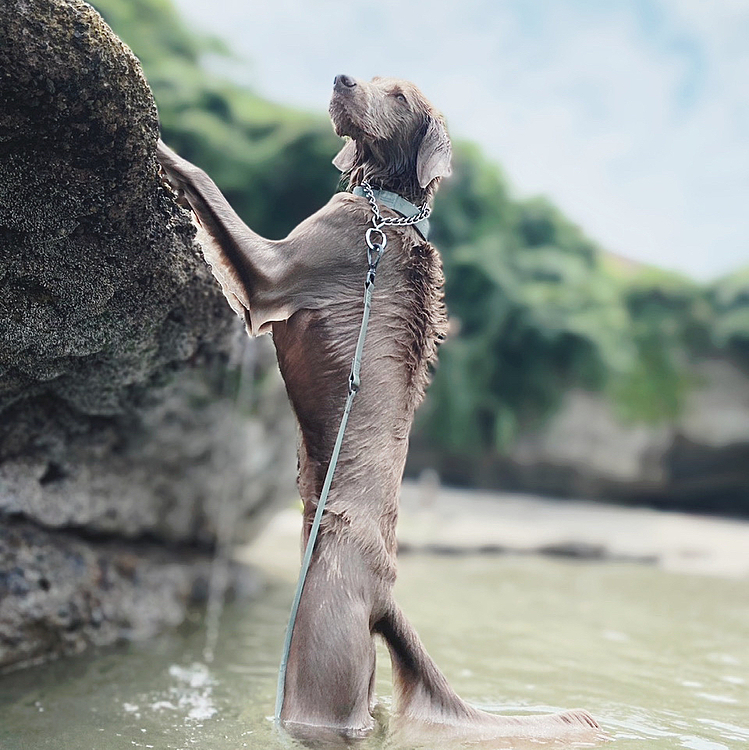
360;180;432;230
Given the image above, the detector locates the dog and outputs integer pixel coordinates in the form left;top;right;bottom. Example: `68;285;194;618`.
156;74;600;742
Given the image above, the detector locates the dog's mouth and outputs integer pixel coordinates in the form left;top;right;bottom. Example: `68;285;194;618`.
329;79;377;141
329;96;364;139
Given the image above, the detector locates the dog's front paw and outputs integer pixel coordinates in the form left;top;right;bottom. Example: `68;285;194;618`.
155;140;193;209
155;140;187;186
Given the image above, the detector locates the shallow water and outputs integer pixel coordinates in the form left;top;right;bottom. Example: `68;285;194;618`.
1;553;747;750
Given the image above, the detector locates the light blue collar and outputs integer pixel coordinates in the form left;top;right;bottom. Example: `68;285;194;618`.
352;186;430;240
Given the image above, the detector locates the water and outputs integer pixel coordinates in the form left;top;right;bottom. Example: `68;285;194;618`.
203;337;257;666
1;551;747;749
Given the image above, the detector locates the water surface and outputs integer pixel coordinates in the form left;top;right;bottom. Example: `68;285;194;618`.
1;554;747;749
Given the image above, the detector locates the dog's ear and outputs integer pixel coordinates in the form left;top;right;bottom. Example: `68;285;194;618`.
416;116;452;188
332;138;357;172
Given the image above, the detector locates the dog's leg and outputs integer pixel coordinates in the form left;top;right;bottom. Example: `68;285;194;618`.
155;139;278;317
376;601;479;725
279;534;378;737
155;140;367;335
377;601;601;740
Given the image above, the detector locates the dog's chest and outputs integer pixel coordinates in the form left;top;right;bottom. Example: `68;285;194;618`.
271;234;444;428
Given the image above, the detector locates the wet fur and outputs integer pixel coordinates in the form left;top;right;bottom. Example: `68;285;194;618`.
156;75;601;742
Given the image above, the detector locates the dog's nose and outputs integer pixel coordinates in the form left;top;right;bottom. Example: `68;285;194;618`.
333;74;357;90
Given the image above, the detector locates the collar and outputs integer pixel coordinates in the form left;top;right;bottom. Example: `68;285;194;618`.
352;186;430;240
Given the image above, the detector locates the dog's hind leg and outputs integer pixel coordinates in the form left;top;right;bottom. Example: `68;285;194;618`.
279;535;378;737
375;600;480;725
376;601;601;741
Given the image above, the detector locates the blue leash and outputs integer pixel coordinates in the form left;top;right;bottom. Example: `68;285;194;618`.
274;183;431;721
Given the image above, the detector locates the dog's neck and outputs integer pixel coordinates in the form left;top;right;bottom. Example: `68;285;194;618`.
351;186;430;240
344;141;438;206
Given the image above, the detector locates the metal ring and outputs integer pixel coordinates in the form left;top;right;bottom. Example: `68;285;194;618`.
365;227;387;251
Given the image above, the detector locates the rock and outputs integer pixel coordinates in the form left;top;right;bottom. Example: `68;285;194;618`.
511;390;672;485
0;520;209;667
0;0;296;668
409;357;749;515
505;358;749;513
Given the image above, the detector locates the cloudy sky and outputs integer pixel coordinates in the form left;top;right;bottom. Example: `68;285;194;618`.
172;0;748;280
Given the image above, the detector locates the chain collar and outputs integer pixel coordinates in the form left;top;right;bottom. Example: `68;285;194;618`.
355;181;432;240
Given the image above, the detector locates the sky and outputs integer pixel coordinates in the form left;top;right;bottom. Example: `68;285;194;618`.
172;0;749;281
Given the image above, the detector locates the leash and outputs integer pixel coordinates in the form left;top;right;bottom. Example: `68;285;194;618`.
274;182;431;721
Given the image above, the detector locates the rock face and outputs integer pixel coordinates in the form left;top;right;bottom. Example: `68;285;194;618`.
410;357;749;515
0;0;296;668
504;358;749;513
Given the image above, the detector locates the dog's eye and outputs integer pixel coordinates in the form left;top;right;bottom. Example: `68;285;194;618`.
393;92;408;104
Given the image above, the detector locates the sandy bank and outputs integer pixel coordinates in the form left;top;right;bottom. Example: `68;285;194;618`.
239;480;749;580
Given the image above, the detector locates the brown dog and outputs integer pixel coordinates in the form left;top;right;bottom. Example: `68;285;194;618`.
156;74;600;742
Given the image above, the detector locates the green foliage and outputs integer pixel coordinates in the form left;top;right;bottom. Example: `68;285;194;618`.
708;266;749;365
93;0;749;462
602;268;707;423
421;154;636;449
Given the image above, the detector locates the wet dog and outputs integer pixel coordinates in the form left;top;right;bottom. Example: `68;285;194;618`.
156;74;600;742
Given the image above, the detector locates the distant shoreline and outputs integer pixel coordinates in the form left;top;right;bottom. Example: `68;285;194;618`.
239;481;749;581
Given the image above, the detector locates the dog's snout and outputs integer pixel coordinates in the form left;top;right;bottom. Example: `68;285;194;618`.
333;74;357;91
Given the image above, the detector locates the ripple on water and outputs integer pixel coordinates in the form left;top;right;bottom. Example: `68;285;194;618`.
696;718;749;743
695;692;738;705
125;662;218;724
164;663;217;722
680;737;731;750
719;675;745;685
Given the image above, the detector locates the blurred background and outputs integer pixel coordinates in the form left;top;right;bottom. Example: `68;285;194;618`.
94;0;749;516
2;3;748;747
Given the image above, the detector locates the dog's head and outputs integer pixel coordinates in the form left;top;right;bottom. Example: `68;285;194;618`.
329;75;452;203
